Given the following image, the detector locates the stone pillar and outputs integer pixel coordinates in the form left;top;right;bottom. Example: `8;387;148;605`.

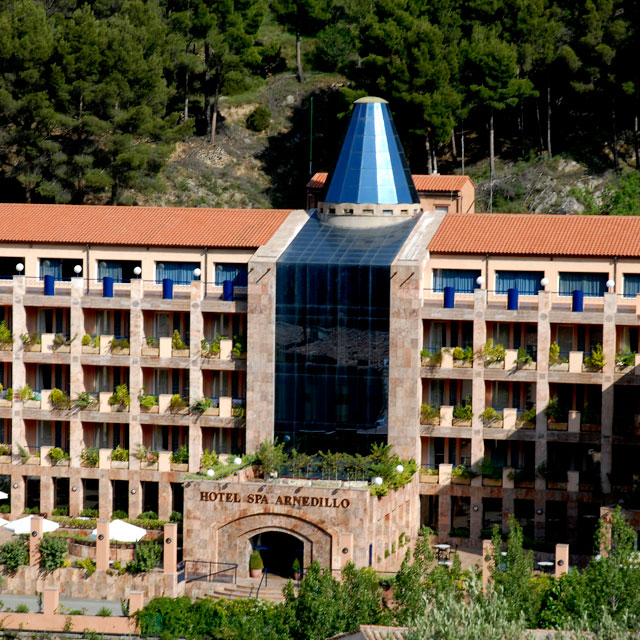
129;280;143;471
69;476;83;517
534;499;545;541
69;420;83;471
535;292;550;509
30;516;43;566
470;493;482;541
40;475;54;516
129;478;142;517
482;539;493;595
129;591;145;614
555;543;569;577
158;481;172;522
189;281;204;472
11;276;26;463
471;289;487;469
10;474;23;517
601;292;616;495
99;477;113;519
96;519;110;571
43;587;59;615
163;522;178;574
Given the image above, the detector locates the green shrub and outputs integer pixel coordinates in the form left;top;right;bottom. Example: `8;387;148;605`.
48;446;70;464
39;535;68;571
249;550;264;571
81;447;99;467
520;407;536;423
139;391;158;409
549;341;566;365
452;346;473;361
110;337;129;350
0;320;12;345
246;106;271;132
0;443;11;456
420;403;439;422
75;557;96;576
136;446;158;464
171;330;187;351
453;396;473;421
615;348;635;368
112;510;128;520
584;343;605;371
479;458;502;479
97;606;112;617
73;391;97;409
19;384;35;402
200;448;218;468
0;504;11;513
111;445;129;462
52;507;68;516
169;394;188;413
127;541;162;573
480;407;502;423
483;339;505;364
139;511;158;520
170;444;189;464
191;397;212;414
170;511;183;523
420;348;442;366
80;508;98;518
24;505;40;514
0;539;28;572
15;603;29;613
544;396;567;422
108;384;130;409
516;346;533;364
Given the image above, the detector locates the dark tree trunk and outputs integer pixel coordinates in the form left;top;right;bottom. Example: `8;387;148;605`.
209;78;221;146
536;99;544;153
612;99;619;172
451;129;457;161
425;136;432;174
634;111;640;169
546;86;552;157
204;42;211;138
184;68;189;122
296;30;304;83
461;125;465;175
489;109;495;213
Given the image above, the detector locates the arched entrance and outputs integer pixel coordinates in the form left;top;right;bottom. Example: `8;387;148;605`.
250;531;303;579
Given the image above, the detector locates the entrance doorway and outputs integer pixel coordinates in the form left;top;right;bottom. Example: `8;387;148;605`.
250;531;303;579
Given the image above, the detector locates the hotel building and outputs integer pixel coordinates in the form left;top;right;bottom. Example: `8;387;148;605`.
0;97;637;578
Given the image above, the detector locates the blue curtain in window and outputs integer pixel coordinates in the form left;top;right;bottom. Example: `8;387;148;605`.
433;269;480;293
495;271;544;295
215;263;248;286
624;274;640;298
156;262;200;285
40;259;62;281
98;261;123;282
559;272;607;297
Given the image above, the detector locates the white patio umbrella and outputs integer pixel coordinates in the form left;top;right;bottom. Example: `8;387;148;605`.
0;491;8;500
0;517;9;527
88;519;146;543
5;515;59;534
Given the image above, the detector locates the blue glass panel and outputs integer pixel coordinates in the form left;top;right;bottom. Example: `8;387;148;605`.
623;274;640;298
324;100;419;205
98;261;123;282
214;263;248;287
40;259;62;281
559;272;607;297
495;271;544;296
433;269;481;293
156;261;200;286
275;212;418;451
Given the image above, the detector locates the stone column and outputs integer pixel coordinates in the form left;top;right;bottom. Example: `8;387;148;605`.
600;292;616;494
129;591;145;614
96;519;110;571
11;276;26;462
129;478;142;518
158;481;172;521
69;476;83;516
69;279;84;467
535;291;551;504
43;587;59;615
189;281;204;472
129;280;143;471
30;516;43;566
555;543;569;577
471;289;487;469
99;476;113;519
40;475;54;516
163;522;178;574
10;474;23;518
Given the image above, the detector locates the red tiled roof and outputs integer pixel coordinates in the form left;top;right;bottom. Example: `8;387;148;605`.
306;172;473;192
429;213;640;257
0;204;293;249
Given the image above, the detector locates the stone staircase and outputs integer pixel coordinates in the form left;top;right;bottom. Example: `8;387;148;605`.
186;576;291;603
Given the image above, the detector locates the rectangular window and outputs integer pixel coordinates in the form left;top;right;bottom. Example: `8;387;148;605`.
97;260;141;283
214;263;248;287
433;269;481;293
450;496;470;537
435;205;449;214
156;261;200;286
623;274;640;298
559;272;607;297
495;270;544;295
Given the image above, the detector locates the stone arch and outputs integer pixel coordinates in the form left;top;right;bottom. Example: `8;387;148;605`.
216;512;334;578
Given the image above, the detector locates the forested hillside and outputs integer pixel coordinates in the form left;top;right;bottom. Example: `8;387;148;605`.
0;0;639;211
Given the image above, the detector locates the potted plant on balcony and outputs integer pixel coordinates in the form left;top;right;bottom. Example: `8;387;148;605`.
420;348;442;367
232;400;246;419
169;394;189;414
420;466;439;483
0;443;12;464
583;343;605;372
451;464;476;485
508;468;535;489
452;397;472;427
110;337;130;355
0;321;13;351
249;550;263;578
19;384;40;408
545;396;568;430
0;384;12;407
81;447;99;468
581;403;601;432
420;403;440;425
191;397;214;415
292;557;302;580
136;445;159;469
516;406;536;429
482;339;505;368
81;334;100;354
49;387;70;410
108;384;130;412
481;407;503;428
53;333;74;352
201;336;221;358
615;348;635;373
549;342;568;371
73;391;98;411
172;330;189;357
170;444;189;471
516;346;535;370
48;447;70;466
21;332;41;352
452;346;473;367
232;335;246;359
480;458;502;486
139;390;159;413
200;448;218;472
142;337;159;357
110;445;129;468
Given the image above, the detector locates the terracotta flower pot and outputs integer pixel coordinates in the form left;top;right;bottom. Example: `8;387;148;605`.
250;568;262;578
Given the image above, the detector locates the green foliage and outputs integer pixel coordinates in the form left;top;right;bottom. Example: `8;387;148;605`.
255;439;287;477
52;507;68;516
480;407;502;423
108;384;130;409
615;348;636;368
452;346;473;361
545;396;567;422
249;549;264;571
170;444;189;464
453;396;473;421
171;329;187;351
97;606;112;617
112;510;128;520
15;603;30;613
451;464;478;479
138;390;158;409
516;346;533;364
21;333;40;347
420;348;442;366
39;535;68;571
81;508;98;518
200;448;218;469
201;335;222;356
420;403;439;422
136;446;158;464
0;539;28;573
169;394;188;413
0;321;12;345
191;397;213;414
19;384;36;402
599;172;640;216
549;341;567;365
49;388;70;409
246;105;271;132
75;558;96;576
48;447;70;464
127;541;162;574
520;407;536;424
139;511;158;520
110;337;130;350
482;339;506;364
111;445;129;462
81;334;99;347
584;343;606;371
169;511;183;523
479;458;502;479
73;391;97;409
0;443;11;456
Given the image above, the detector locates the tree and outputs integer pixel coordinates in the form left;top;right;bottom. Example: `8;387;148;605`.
271;0;328;82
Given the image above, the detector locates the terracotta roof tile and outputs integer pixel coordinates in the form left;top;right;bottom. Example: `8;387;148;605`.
307;172;472;192
429;213;640;257
0;204;293;249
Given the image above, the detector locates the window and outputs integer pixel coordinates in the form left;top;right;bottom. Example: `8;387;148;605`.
97;260;141;283
433;269;481;293
559;272;607;297
623;274;640;298
39;259;82;281
495;270;544;296
155;313;171;338
435;205;449;214
214;263;248;287
156;262;200;286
